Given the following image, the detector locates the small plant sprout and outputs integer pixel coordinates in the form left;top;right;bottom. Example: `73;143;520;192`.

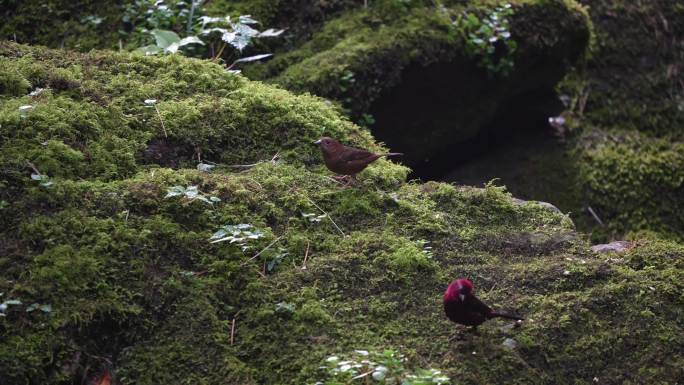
196;163;215;172
134;2;284;70
302;212;327;223
455;3;516;76
0;298;23;316
30;173;53;187
266;248;289;273
144;99;168;137
26;303;52;313
18;105;33;118
165;185;221;205
27;161;53;187
209;224;264;251
318;349;450;384
275;301;295;313
415;239;433;258
29;88;45;97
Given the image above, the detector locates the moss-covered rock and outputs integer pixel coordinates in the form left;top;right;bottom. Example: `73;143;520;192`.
242;0;591;168
0;0;125;51
0;43;682;385
577;130;684;241
556;0;684;240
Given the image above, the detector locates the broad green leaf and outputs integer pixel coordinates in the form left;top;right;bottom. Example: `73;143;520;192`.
179;36;204;47
152;29;181;49
137;45;162;55
233;23;259;37
165;42;180;53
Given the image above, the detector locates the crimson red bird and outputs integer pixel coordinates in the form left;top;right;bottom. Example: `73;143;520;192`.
314;137;402;182
443;278;523;329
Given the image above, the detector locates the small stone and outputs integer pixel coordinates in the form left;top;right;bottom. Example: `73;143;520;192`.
591;241;632;254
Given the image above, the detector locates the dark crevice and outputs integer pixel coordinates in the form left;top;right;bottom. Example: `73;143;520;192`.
368;60;565;181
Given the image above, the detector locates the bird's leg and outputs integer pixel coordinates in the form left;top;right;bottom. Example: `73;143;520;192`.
339;174;357;188
332;174;349;181
448;325;468;342
469;326;481;336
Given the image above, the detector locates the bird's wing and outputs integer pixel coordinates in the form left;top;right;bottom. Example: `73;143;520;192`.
466;295;493;316
336;147;377;163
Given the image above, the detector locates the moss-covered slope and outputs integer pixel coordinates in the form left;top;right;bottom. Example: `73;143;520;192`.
563;0;684;241
0;43;682;385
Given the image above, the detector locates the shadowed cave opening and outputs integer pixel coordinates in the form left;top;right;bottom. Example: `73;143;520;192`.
368;61;577;211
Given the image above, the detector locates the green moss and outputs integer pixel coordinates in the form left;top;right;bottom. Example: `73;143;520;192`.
0;41;681;385
561;0;684;240
0;0;124;51
577;131;684;241
0;58;31;96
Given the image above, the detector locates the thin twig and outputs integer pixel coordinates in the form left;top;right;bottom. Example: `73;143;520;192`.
304;196;346;237
226;152;280;169
26;161;41;176
254;266;266;278
213;42;227;61
154;105;168;138
230;310;242;346
230;318;236;345
302;241;310;270
240;235;284;266
587;206;604;226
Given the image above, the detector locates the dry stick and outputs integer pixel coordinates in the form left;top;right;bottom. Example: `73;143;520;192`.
578;88;590;116
213;42;227;62
230;310;242;346
230;318;237;345
302;241;310;270
26;161;41;176
254;266;266;278
227;152;280;169
587;206;604;226
154;105;168;138
304;196;346;237
240;235;284;266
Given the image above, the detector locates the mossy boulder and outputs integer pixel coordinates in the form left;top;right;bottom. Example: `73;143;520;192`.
555;0;684;240
0;43;682;385
243;0;591;169
577;130;684;241
0;0;125;51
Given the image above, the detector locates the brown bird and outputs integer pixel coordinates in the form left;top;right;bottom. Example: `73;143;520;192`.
314;137;402;183
444;278;523;330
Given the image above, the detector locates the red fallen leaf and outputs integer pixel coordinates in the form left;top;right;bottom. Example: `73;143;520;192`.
93;370;111;385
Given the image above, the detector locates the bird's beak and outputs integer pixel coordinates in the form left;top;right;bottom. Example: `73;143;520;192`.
314;139;322;145
459;294;465;302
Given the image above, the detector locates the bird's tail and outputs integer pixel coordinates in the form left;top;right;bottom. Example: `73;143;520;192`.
489;312;524;321
380;152;403;157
